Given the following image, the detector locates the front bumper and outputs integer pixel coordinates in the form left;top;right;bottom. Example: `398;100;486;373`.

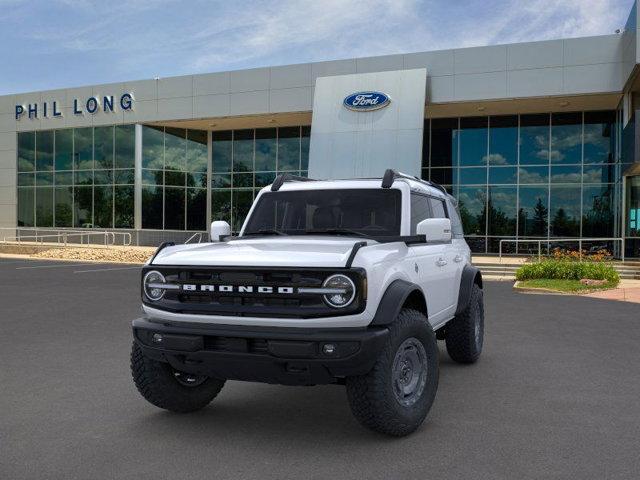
132;317;389;386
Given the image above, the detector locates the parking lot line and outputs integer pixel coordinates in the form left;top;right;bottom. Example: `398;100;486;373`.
16;262;91;270
74;265;142;273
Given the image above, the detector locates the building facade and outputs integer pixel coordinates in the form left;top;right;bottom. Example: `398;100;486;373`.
2;3;640;257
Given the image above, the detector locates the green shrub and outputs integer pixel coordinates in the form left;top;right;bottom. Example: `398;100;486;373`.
515;260;619;285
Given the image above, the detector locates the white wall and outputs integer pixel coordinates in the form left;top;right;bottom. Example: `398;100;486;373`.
308;69;426;179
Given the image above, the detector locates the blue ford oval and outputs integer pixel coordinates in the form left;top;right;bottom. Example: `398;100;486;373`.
343;91;391;111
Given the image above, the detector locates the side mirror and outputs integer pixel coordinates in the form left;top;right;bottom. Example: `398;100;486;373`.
210;221;231;242
416;218;452;243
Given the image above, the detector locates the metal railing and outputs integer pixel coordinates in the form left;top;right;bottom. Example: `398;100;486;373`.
498;238;625;262
0;228;132;248
185;232;206;244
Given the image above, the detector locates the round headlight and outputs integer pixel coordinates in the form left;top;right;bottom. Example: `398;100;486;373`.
143;270;166;301
322;274;356;308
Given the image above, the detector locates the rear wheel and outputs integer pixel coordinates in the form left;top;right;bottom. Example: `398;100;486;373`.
445;283;484;363
345;309;439;436
131;342;225;413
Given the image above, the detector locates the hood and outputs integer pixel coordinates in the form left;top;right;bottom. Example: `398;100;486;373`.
151;236;366;268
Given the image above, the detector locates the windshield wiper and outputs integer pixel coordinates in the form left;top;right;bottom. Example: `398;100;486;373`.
243;229;287;236
305;228;370;238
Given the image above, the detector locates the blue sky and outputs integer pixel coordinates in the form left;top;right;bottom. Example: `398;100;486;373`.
0;0;635;95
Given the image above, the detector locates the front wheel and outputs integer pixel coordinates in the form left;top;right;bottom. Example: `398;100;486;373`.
131;342;225;413
345;309;439;436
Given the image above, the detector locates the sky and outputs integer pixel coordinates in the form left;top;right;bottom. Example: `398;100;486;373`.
0;0;636;95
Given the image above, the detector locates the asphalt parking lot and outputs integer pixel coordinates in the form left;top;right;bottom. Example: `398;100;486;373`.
1;258;639;480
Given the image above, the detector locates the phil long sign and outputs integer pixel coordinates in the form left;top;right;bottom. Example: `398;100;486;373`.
15;93;134;120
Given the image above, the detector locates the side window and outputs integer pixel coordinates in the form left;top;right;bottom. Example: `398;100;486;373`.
410;193;431;234
447;199;464;238
429;197;447;219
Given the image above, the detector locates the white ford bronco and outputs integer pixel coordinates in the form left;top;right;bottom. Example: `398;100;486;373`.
131;169;484;436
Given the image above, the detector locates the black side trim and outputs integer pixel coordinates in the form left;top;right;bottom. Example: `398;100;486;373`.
271;173;315;191
346;241;368;268
370;279;426;326
149;241;175;265
455;264;483;316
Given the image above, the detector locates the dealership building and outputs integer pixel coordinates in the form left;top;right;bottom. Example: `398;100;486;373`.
2;4;640;256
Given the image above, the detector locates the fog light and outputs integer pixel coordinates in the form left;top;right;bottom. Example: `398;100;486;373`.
322;343;336;355
152;333;163;343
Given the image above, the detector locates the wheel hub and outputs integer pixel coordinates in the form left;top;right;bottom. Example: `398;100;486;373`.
392;337;428;407
172;370;208;387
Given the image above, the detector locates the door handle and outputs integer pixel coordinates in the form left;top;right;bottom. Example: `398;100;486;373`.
454;255;464;263
436;258;447;267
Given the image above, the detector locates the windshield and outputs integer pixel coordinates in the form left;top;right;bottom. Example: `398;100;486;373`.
243;189;402;237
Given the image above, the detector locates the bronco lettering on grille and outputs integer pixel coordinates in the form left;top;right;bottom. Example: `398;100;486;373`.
181;284;295;294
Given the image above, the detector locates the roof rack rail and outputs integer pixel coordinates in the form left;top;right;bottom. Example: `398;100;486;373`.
271;173;315;191
381;169;448;195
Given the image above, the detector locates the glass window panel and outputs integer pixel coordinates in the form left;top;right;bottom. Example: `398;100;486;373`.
18;132;35;172
186;171;207;188
519;166;548;184
626;177;640;237
233;129;253;173
232;189;254;232
410;194;431;234
488;166;517;184
35;172;53;186
458;167;486;185
550;165;581;183
93;186;113;228
487;186;517;236
211;190;232;224
35;187;54;227
212;174;231;188
187;188;207;230
212;131;232;172
458;117;487;166
94;126;114;169
94;169;113;185
113;169;134;185
584;111;615;164
141;186;163;229
519;114;549;165
518;186;548;236
255;172;276;187
164;187;185;230
142;169;163;186
73;127;93;170
551;112;582;165
301;126;310;171
18;173;34;187
75;170;93;186
430;168;452;185
35;130;54;171
582;184;614;237
488;115;517;166
17;188;34;226
255;128;277;171
233;172;253;188
431;118;457;168
583;164;615;184
74;186;92;227
165;127;186;172
549;185;580;237
454;186;486;235
114;185;134;228
54;129;73;171
186;130;208;173
164;170;185;187
142;126;164;169
277;127;300;171
115;124;135;169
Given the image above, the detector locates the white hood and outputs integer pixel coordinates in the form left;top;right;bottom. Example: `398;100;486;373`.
151;236;366;268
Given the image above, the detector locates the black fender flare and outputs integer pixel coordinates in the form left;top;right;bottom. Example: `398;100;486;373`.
455;264;483;316
370;279;427;326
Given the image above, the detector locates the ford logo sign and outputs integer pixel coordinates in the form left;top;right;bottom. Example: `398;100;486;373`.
343;91;390;111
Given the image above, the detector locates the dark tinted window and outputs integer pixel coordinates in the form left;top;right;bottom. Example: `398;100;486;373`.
429;197;447;218
410;194;431;234
244;189;402;237
447;199;464;238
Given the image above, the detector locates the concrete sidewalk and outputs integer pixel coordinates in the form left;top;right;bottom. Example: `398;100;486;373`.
582;279;640;304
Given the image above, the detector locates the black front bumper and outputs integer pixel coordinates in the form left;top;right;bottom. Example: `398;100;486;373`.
132;318;389;386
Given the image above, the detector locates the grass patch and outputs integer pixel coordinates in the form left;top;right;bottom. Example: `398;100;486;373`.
516;278;618;293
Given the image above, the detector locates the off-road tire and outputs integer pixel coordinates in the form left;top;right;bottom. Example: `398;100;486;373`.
131;342;225;413
345;309;439;436
445;283;484;364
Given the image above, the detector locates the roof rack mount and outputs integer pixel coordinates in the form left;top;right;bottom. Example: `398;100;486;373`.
381;169;447;194
271;173;316;191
